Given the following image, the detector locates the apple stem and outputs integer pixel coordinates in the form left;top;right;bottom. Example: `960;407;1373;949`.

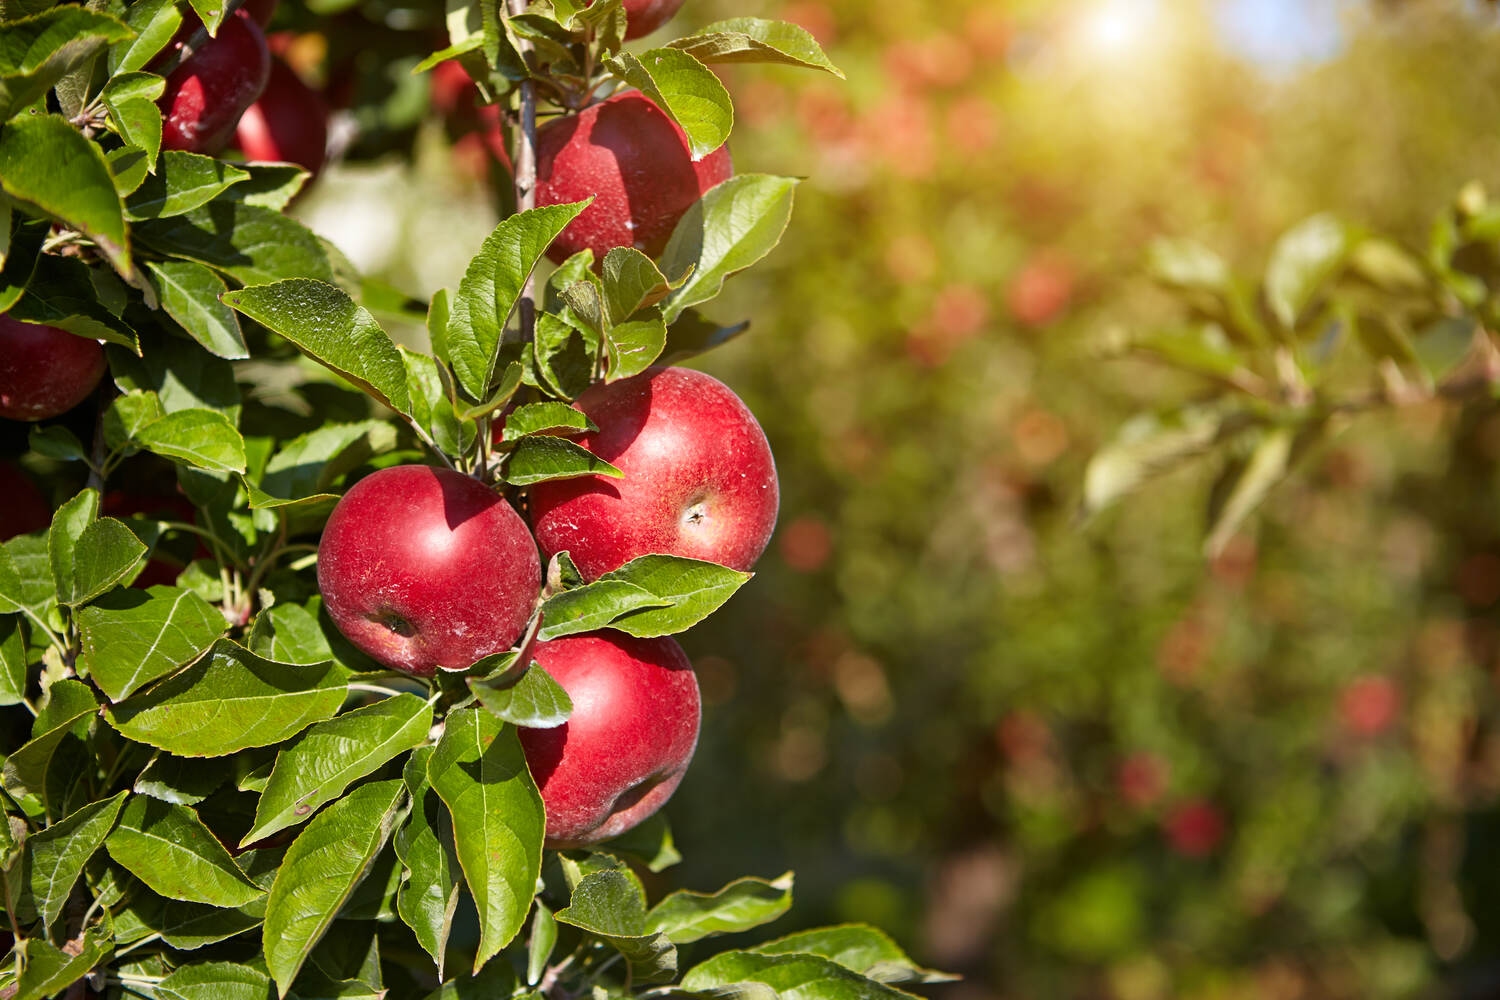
507;0;539;346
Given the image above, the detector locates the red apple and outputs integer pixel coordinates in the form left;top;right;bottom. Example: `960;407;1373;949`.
536;92;732;263
529;366;778;581
157;11;271;154
0;462;50;540
519;632;700;847
234;56;328;176
317;465;540;677
622;0;685;39
0;316;106;422
1164;799;1226;857
243;0;277;27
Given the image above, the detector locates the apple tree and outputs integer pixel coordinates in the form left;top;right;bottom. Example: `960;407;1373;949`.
0;1;956;997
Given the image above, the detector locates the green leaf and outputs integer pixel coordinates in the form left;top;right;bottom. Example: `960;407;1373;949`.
157;962;275;1000
12;926;112;1000
0;7;132;121
447;201;592;400
600;812;681;873
258;420;396;505
136;201;333;285
0;615;26;707
1265;213;1348;332
660;176;797;323
28;423;89;463
683;952;915;1000
78;584;226;701
526;901;557;985
603;49;732;160
1081;406;1242;518
136;407;248;474
187;0;230;35
48;487;99;599
596;554;752;637
224;279;413;417
0;531;54;620
428;708;544;974
108;331;241;418
134;752;228;806
128;151;249;220
1204;424;1305;559
663;298;750;357
104;639;347;757
751;925;958;984
1;688;94;818
228;162;312;211
8;253;138;350
0;113;130;274
111;0;183;74
668;17;843;76
102;91;164;169
51;493;149;607
536;580;671;641
396;748;460;976
147;259;248;358
1147;237;1231;291
532;311;598;401
504;435;623;486
601;247;675;323
106;796;265;906
25;790;127;932
646;872;794;943
555;868;677;983
242;694;433;848
402;348;469;457
264;779;406;997
605;314;668;382
499;401;594;442
468;662;573;728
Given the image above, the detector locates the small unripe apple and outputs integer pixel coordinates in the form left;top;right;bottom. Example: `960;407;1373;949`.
234;56;328;176
157;11;271;154
317;466;540;677
519;632;700;847
0;462;50;541
529;366;778;581
536;92;732;263
0;317;106;422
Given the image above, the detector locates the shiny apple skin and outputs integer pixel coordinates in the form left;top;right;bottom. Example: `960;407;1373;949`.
520;632;700;847
235;56;328;176
623;0;686;38
536;92;732;264
0;317;106;422
158;11;271;154
317;466;541;677
529;366;779;581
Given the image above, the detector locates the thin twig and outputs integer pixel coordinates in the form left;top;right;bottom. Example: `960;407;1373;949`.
507;0;540;347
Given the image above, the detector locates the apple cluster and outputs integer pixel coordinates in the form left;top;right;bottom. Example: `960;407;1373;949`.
1;0;770;851
317;367;778;847
156;0;328;173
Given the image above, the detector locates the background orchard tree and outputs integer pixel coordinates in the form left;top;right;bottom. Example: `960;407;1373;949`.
0;0;962;998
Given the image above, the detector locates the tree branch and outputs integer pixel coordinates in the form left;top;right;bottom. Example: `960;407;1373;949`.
508;0;540;345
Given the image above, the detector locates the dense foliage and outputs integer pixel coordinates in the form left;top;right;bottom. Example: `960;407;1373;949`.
0;0;965;998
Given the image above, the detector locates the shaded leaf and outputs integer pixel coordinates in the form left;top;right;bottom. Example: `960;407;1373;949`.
104;639;346;757
106;795;264;906
264;779;406;997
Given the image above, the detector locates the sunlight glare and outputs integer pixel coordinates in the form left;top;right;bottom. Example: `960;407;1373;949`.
1076;0;1159;61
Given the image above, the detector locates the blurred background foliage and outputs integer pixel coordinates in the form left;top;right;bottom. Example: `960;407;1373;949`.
279;0;1500;995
